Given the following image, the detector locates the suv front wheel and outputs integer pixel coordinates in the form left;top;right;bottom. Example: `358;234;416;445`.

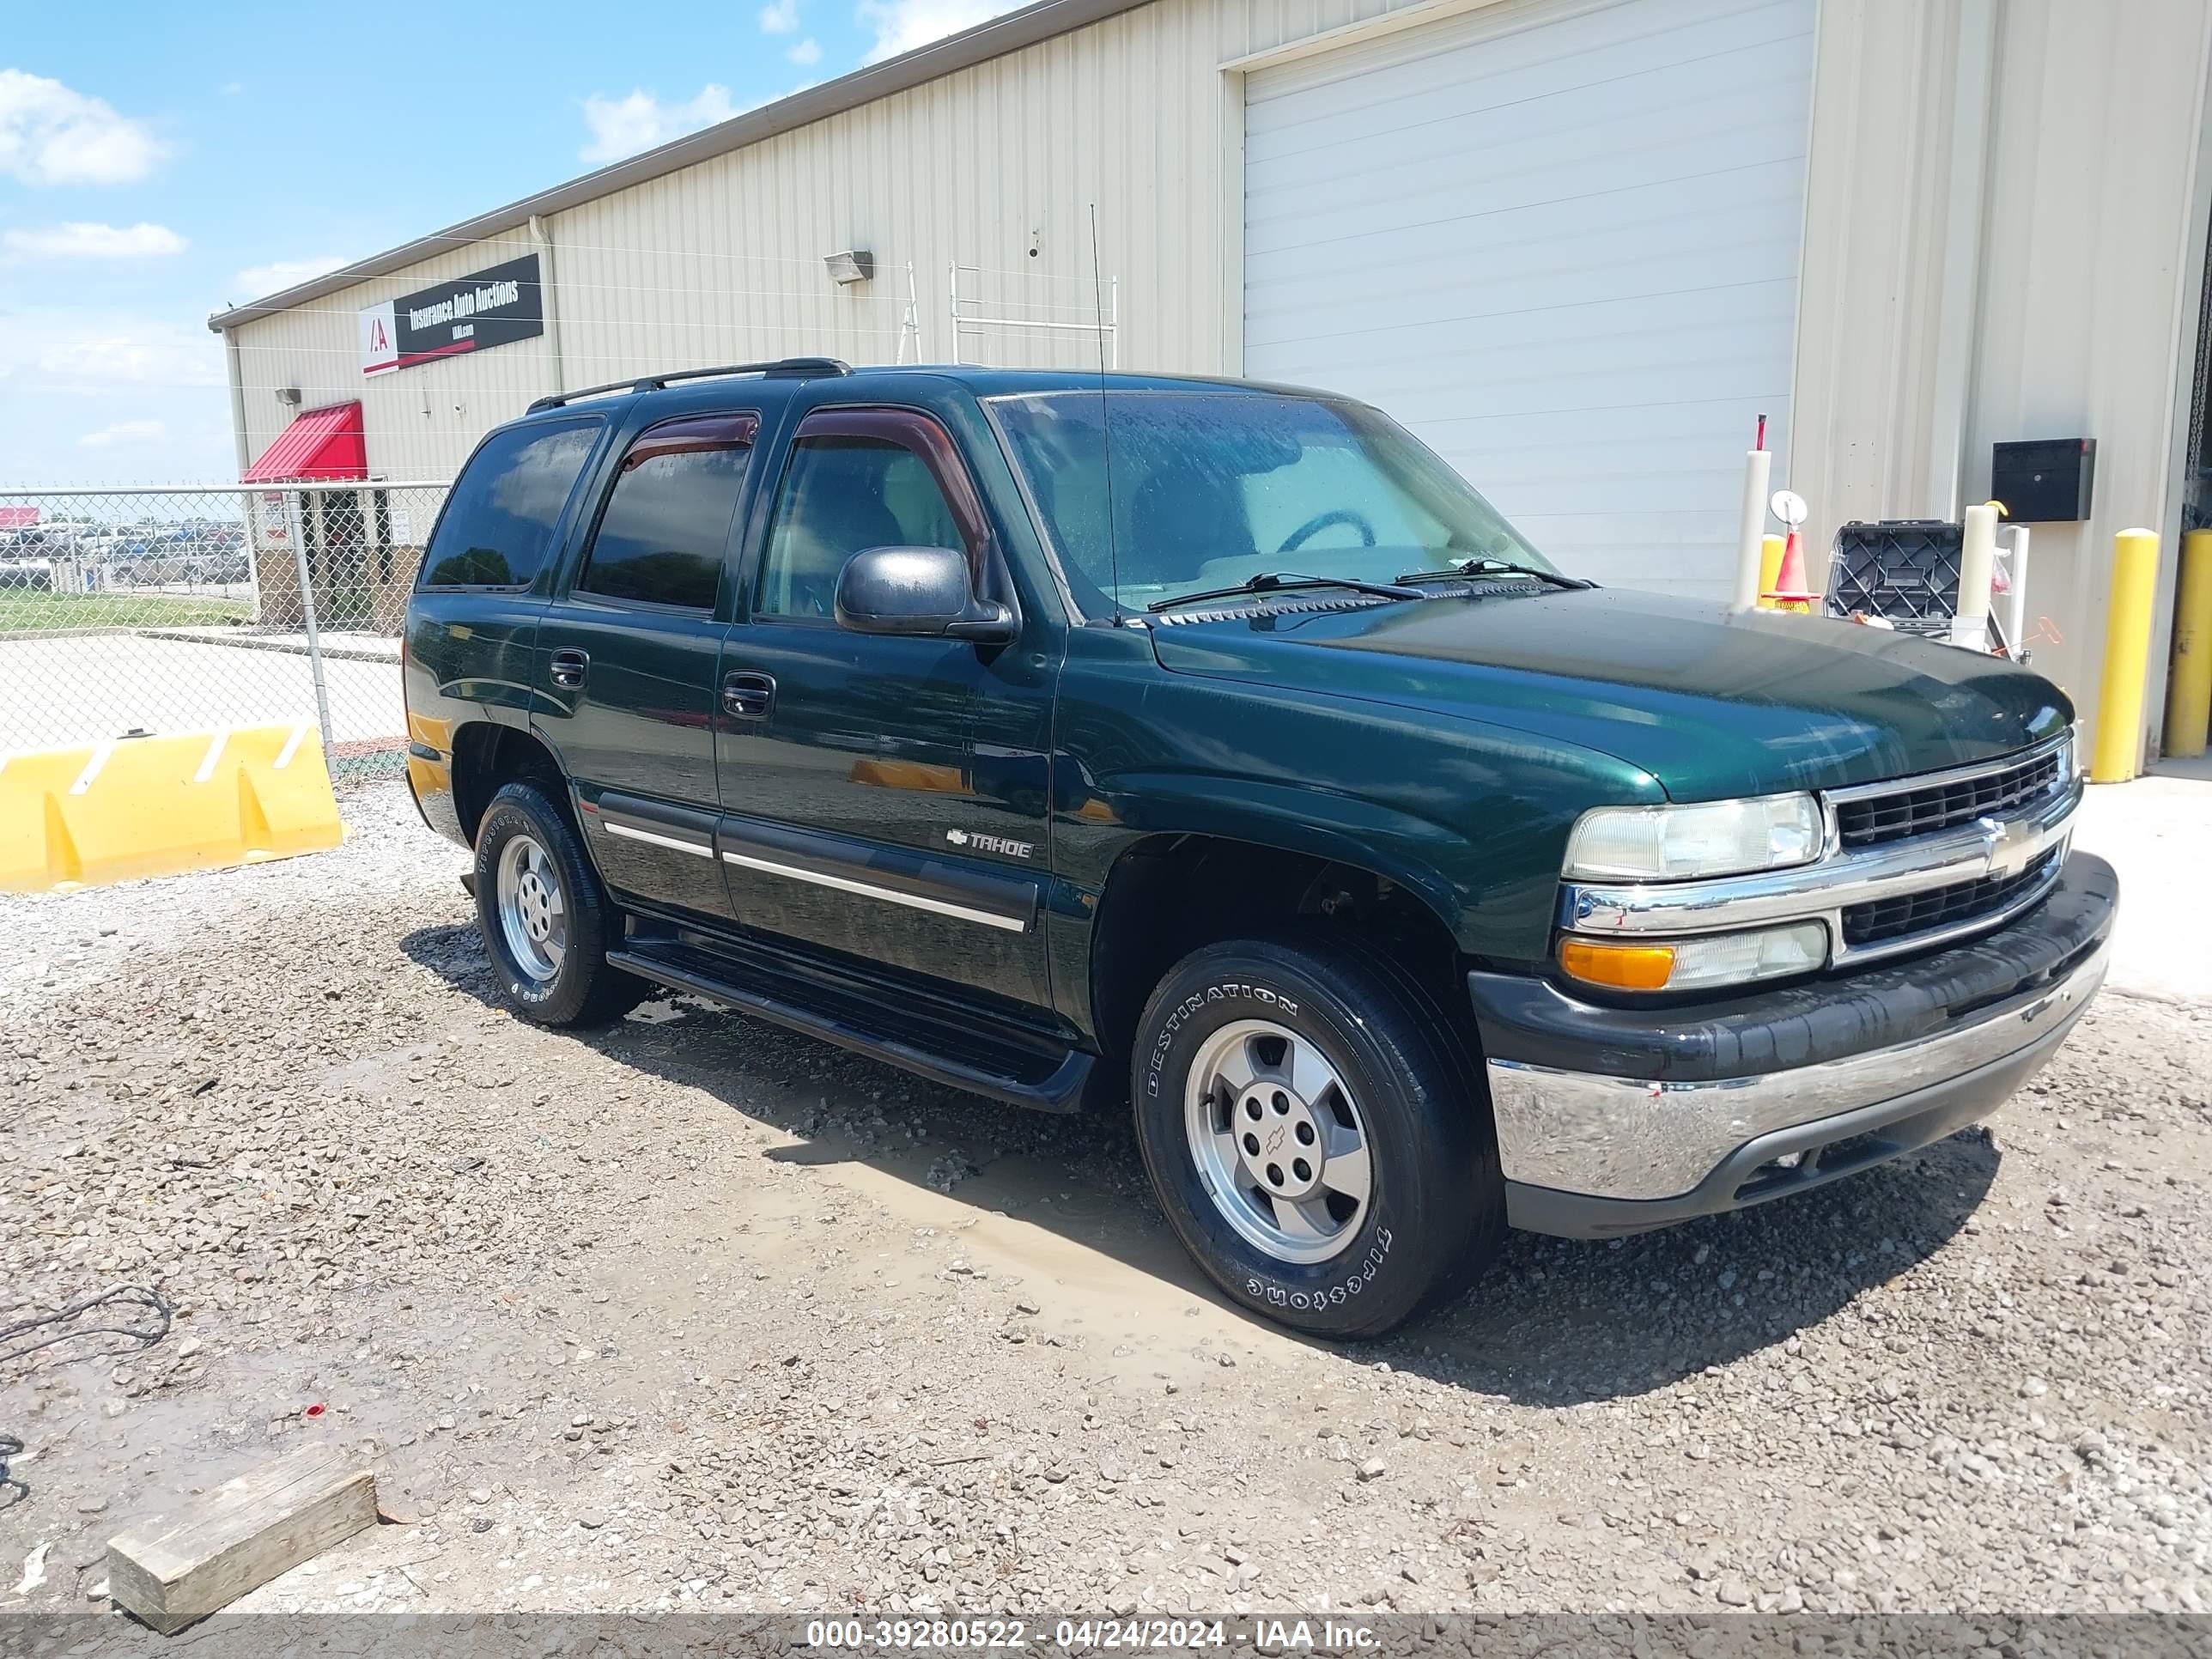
472;781;647;1027
1130;937;1503;1338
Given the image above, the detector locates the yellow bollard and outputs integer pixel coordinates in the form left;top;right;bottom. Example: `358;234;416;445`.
1756;534;1785;610
2165;528;2212;758
2090;528;2160;783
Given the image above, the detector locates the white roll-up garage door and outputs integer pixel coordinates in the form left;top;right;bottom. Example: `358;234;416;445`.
1243;0;1814;597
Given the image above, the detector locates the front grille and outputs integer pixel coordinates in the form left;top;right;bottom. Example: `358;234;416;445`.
1835;745;2064;848
1841;849;2059;948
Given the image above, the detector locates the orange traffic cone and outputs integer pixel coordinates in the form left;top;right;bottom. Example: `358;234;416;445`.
1764;527;1818;613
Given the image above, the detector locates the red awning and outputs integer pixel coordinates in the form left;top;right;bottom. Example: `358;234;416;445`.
242;401;368;483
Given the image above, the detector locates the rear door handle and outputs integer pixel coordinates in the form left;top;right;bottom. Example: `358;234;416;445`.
722;671;775;719
550;647;590;689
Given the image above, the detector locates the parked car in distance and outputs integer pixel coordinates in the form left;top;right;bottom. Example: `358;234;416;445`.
402;360;2115;1337
0;526;72;591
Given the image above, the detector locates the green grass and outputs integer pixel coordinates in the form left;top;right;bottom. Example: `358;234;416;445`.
0;590;255;633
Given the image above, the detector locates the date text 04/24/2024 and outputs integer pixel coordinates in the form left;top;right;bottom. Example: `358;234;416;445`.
801;1618;1383;1650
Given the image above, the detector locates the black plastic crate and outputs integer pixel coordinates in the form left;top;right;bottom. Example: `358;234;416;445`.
1825;520;1961;625
1824;518;2014;655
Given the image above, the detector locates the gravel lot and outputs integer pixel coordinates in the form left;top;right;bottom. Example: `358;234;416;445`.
3;781;2208;1620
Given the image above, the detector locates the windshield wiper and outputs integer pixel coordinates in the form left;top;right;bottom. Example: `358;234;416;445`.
1395;557;1595;591
1144;571;1421;613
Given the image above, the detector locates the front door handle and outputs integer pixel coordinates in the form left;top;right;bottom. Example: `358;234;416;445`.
722;671;776;719
550;647;590;689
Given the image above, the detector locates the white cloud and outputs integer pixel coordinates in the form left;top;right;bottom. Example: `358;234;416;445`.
231;255;349;298
759;0;801;31
0;330;230;483
579;83;745;164
0;68;167;185
0;309;224;392
787;36;823;64
3;221;185;259
859;0;1018;62
220;81;244;96
79;418;167;448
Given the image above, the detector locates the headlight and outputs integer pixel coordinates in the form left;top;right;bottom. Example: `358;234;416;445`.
1559;921;1828;993
1565;793;1824;881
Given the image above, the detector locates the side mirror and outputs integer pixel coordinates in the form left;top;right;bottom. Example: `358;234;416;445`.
834;545;1015;643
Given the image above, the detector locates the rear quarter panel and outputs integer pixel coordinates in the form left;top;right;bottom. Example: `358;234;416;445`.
403;590;548;844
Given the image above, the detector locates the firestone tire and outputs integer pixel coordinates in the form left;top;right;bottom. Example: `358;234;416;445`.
471;781;647;1028
1130;936;1504;1339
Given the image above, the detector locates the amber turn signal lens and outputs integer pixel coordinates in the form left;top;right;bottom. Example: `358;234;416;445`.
1559;937;1677;991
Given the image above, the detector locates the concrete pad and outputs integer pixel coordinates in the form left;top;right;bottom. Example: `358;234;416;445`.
0;633;402;755
2074;767;2212;1003
147;626;400;661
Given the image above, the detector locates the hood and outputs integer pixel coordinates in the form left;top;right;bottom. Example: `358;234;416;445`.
1147;586;2072;799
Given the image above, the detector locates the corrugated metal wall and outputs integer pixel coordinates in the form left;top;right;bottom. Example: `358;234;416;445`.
229;0;2212;753
230;0;1444;485
1792;0;2212;750
1968;0;2212;750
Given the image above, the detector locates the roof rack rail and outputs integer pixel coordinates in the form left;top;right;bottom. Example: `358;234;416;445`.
526;357;851;413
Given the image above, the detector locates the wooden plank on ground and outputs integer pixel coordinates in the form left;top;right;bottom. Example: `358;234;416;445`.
106;1441;376;1632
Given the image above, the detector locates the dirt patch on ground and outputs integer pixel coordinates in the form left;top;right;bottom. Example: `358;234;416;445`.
3;782;2208;1617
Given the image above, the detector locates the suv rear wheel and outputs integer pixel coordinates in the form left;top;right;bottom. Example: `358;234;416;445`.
1130;937;1502;1337
472;781;647;1027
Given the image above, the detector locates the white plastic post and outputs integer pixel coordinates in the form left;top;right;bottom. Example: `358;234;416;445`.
1951;501;1998;652
1733;447;1772;610
2002;524;2031;659
947;262;963;365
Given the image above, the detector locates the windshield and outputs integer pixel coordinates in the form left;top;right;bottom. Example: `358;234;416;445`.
988;389;1553;615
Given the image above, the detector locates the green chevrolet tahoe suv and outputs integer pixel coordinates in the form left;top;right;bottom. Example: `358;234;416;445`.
403;358;2115;1338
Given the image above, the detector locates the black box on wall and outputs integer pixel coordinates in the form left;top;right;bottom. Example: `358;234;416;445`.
1990;439;2095;522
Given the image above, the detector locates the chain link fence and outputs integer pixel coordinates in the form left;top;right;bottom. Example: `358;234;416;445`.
0;482;448;780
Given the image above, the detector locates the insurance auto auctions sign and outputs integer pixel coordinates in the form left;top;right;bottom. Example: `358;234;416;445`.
359;253;544;377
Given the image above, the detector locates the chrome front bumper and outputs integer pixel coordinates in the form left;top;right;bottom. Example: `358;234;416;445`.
1475;851;2116;1235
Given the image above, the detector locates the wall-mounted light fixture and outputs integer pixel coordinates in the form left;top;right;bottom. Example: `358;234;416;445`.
823;249;875;287
276;386;303;406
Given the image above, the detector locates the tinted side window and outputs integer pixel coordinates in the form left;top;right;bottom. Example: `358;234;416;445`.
758;436;964;619
422;422;598;588
576;414;755;611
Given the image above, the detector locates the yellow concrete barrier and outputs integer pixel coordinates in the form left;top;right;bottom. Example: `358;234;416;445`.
2165;528;2212;759
0;723;343;893
2090;528;2160;784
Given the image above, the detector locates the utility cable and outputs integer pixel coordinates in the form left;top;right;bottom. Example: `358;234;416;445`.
0;1285;173;1510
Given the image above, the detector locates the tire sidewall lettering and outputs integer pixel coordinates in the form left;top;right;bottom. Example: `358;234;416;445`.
1144;982;1300;1101
1240;1226;1394;1312
1141;969;1413;1320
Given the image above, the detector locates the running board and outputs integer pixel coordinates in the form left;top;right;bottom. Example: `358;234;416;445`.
605;938;1092;1114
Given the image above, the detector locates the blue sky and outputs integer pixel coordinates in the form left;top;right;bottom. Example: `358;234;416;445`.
1;0;1001;483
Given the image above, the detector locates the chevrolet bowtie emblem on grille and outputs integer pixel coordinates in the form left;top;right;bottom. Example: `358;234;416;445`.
1978;814;2039;878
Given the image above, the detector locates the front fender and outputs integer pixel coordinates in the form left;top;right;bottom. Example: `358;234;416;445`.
1051;647;1662;965
1076;772;1483;952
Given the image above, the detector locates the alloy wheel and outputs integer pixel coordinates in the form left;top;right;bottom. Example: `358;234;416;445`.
495;832;568;984
1183;1018;1373;1265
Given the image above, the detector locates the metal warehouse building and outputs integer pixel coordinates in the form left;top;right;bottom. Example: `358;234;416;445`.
209;0;2212;763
